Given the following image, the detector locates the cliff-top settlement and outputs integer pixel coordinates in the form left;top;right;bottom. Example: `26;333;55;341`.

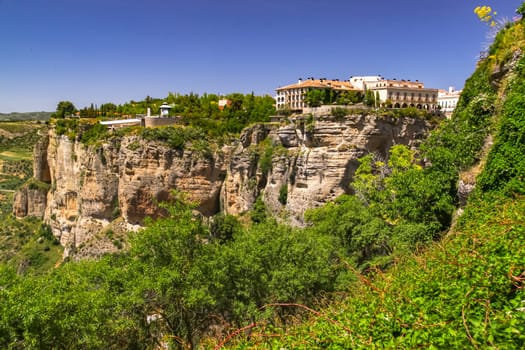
275;75;460;117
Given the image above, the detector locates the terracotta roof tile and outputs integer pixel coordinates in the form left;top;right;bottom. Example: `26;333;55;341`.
276;79;359;91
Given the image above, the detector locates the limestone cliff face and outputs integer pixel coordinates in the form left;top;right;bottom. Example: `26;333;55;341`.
20;130;226;258
221;115;431;225
14;114;432;258
12;186;48;218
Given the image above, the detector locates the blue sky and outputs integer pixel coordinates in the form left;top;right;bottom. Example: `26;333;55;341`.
0;0;522;112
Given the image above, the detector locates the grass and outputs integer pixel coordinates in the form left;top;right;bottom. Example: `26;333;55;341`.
0;121;59;274
0;151;33;161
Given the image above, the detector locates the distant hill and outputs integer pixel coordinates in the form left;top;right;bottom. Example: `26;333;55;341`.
0;112;52;121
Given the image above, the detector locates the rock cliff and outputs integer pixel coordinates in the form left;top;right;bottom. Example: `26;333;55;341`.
222;115;430;224
14;114;433;258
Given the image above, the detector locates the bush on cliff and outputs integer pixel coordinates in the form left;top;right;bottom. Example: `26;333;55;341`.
0;193;344;349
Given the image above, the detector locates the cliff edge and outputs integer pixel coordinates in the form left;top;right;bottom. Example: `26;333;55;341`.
14;113;434;259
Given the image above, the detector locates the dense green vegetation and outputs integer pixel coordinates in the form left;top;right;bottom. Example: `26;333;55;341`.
223;9;525;349
304;89;365;107
1;6;525;349
51;92;276;152
229;195;525;349
0;122;62;276
0;193;343;349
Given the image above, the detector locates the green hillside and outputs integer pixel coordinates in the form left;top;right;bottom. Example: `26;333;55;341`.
0;112;51;122
224;9;525;350
226;195;525;349
0;121;62;275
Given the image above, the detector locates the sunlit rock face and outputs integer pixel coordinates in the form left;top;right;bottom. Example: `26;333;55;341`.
14;114;432;259
222;115;431;225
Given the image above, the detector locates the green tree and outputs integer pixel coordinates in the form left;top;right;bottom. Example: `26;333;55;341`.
128;192;214;349
55;101;76;118
100;103;117;116
250;196;267;223
304;89;325;107
0;258;149;349
213;220;342;324
336;90;363;105
210;213;241;242
305;195;391;264
363;89;376;107
518;2;525;17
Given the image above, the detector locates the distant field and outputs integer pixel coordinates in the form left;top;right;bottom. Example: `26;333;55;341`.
0;112;51;122
0;121;45;135
0;121;42;206
0;151;33;161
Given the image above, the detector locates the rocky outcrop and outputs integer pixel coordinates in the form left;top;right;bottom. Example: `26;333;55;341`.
12;185;48;218
222;115;431;225
19;130;226;259
13;113;433;258
33;134;51;183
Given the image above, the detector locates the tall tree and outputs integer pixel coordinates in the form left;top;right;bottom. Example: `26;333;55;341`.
55;101;76;118
304;89;325;107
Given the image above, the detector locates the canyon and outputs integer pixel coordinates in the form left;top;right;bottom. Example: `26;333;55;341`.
13;114;434;259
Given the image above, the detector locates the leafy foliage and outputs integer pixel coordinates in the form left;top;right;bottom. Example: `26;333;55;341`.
53;101;76;118
478;55;525;195
0;193;343;349
140;125;207;150
229;195;525;349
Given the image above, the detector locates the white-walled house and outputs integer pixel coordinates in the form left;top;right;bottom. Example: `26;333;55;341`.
438;87;462;118
275;78;358;110
366;79;439;110
275;75;440;111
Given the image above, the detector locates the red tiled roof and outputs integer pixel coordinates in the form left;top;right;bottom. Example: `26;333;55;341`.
276;79;359;91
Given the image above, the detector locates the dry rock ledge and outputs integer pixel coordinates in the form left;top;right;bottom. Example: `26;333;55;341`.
13;114;433;259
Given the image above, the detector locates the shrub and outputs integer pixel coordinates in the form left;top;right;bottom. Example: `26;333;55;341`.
79;122;108;145
331;107;348;121
278;184;288;205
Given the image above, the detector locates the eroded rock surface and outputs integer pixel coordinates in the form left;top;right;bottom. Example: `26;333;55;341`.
13;114;433;258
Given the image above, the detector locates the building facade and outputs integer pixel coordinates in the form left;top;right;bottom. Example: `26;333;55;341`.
349;75;383;90
365;78;439;110
438;87;462;118
275;78;358;110
275;76;440;111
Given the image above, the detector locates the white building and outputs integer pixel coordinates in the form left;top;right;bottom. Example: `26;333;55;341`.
275;78;358;110
275;75;440;111
349;76;383;90
366;79;439;110
438;87;462;118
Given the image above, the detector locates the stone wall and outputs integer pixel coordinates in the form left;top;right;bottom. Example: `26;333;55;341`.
143;117;181;128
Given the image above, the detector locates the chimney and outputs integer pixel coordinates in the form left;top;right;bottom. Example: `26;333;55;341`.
449;86;455;93
298;78;303;84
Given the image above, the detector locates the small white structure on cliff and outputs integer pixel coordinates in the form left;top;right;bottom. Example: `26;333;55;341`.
159;102;172;117
99;118;142;128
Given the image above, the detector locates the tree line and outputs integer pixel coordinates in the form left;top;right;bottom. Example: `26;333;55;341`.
52;92;276;135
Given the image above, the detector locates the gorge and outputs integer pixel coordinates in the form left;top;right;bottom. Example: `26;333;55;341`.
13;113;434;259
